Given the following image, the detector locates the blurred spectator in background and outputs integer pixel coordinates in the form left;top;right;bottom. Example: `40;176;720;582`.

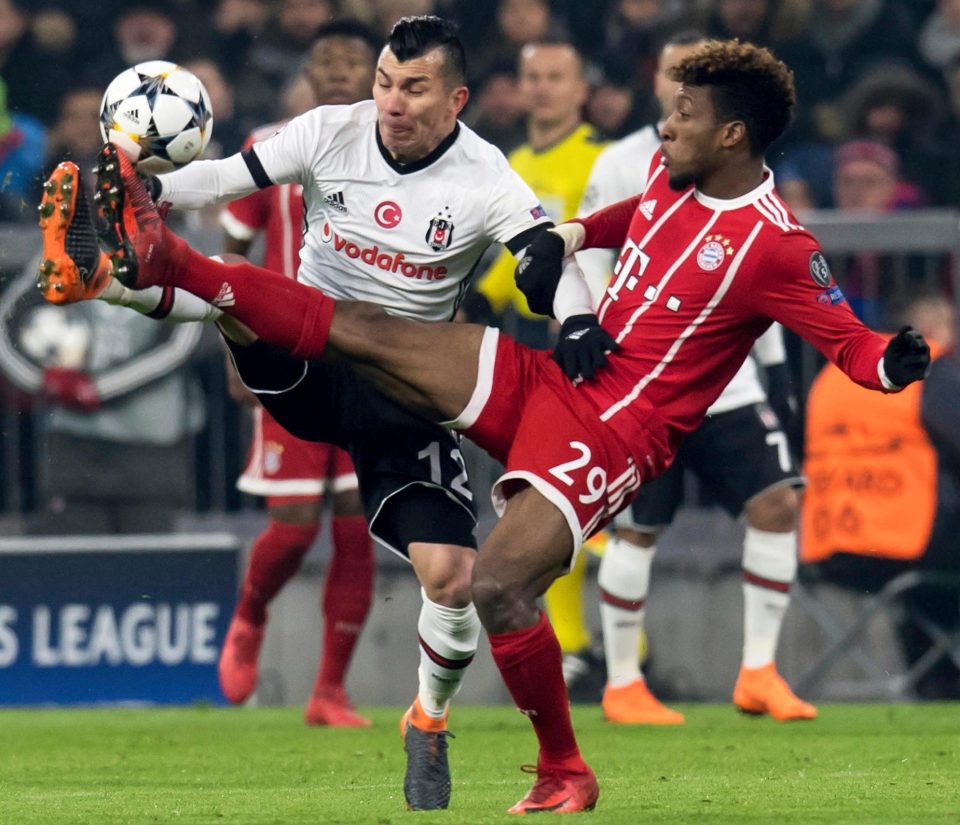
584;56;649;139
600;0;689;94
210;0;271;79
699;0;810;47
83;0;183;89
0;0;75;125
0;76;45;220
801;294;960;700
232;0;335;127
367;0;438;35
468;0;567;83
462;61;526;153
919;0;960;80
36;85;101;205
831;139;925;325
783;0;926;146
833;139;924;213
0;253;206;535
838;66;948;205
182;58;243;159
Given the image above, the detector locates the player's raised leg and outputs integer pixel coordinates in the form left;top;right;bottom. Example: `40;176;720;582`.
92;140;483;419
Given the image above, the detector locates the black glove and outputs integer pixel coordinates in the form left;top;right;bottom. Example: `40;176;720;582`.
514;230;565;317
552;314;620;381
883;326;930;387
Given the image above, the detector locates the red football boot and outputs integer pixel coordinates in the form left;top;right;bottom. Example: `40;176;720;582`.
508;762;599;814
217;615;264;704
304;685;371;728
94;142;172;290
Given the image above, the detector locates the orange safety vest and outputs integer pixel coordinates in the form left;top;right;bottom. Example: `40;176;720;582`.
800;342;942;563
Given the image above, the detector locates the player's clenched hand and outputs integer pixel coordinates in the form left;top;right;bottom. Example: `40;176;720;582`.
515;230;565;316
883;326;930;387
552;314;620;382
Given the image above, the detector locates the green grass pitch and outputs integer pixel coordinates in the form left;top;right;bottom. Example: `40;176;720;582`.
2;703;958;823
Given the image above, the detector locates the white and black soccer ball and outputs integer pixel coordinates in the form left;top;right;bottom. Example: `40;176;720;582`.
99;60;214;175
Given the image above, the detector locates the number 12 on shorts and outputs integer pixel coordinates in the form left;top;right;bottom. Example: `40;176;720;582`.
418;441;473;501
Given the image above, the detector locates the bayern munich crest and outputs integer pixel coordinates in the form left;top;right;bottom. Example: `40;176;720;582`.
696;235;734;271
426;207;455;252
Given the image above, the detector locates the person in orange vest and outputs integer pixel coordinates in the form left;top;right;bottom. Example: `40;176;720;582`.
801;294;960;699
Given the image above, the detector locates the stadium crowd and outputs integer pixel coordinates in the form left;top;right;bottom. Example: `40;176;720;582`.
0;0;958;213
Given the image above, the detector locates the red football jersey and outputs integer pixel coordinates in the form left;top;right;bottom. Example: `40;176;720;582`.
222;122;304;279
572;152;888;462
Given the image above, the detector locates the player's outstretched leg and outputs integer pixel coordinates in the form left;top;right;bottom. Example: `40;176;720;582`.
37;161;112;304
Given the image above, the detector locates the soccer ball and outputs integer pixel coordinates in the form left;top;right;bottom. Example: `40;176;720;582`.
99;60;214;175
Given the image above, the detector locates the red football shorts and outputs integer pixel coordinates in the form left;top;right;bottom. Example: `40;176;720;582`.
237;407;358;500
450;328;650;549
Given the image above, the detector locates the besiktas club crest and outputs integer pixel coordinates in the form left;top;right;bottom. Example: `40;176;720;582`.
426;210;455;252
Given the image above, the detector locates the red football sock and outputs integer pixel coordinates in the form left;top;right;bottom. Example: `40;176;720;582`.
165;230;335;358
488;610;587;772
236;519;320;626
315;515;374;691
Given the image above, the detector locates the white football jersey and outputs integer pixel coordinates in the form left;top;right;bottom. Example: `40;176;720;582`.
576;123;782;416
248;100;550;322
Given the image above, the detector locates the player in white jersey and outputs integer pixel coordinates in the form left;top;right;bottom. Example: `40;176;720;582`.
578;32;814;724
42;16;550;812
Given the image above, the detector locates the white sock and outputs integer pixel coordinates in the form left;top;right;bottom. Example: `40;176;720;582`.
741;527;797;669
598;535;655;688
99;273;223;323
416;589;481;718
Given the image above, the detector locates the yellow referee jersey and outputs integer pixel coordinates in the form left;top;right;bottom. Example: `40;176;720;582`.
479;123;607;317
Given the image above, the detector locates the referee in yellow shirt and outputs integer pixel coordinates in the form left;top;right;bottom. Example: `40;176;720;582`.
477;40;607;349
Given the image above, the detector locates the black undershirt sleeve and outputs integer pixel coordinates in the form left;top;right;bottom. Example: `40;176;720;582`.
241;146;273;189
505;222;554;256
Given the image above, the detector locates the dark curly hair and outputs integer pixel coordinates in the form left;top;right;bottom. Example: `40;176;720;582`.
669;39;796;156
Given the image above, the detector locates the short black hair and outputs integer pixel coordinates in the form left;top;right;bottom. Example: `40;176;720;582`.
313;18;381;57
670;39;796;156
388;16;467;87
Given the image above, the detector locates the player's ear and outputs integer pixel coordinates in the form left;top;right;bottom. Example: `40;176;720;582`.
450;85;469;116
721;120;747;151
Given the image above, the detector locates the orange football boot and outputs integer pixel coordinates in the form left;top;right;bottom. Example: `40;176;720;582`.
733;663;818;721
37;161;111;304
602;678;685;725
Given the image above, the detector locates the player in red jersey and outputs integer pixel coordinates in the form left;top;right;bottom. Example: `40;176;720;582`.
52;40;929;814
216;19;381;727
